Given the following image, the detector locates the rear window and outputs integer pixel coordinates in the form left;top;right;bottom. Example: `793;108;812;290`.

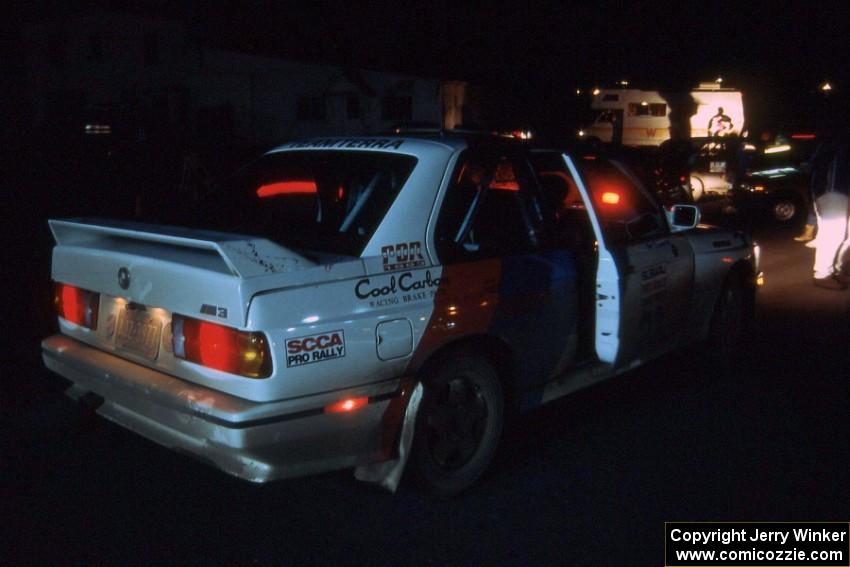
200;150;417;257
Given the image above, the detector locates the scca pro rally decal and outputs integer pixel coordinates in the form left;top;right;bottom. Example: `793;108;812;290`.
382;241;425;271
285;330;345;367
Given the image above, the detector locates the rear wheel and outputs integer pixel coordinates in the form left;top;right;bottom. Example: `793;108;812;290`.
413;353;504;496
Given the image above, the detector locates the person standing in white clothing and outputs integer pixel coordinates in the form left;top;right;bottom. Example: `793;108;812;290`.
810;136;850;290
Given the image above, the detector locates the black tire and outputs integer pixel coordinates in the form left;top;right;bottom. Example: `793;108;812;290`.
770;197;799;223
707;273;753;370
412;353;504;496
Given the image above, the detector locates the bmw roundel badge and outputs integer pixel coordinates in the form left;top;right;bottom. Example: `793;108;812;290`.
118;267;131;290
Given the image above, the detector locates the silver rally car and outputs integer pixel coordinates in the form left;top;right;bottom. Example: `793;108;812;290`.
43;133;760;494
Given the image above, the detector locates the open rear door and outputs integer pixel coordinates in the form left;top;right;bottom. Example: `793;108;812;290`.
562;155;620;364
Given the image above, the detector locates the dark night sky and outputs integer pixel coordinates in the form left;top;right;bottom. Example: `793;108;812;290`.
7;0;849;86
4;0;849;131
189;1;850;91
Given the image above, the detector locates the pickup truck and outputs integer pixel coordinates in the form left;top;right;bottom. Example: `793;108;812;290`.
43;133;760;495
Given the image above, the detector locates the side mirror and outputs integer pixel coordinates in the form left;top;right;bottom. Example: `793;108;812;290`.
667;204;700;232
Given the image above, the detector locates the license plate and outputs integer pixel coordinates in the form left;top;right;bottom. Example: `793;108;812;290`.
116;307;163;360
709;160;726;173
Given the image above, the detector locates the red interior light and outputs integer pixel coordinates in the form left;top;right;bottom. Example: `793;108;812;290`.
489;162;520;191
173;316;271;378
791;133;816;140
601;191;621;205
54;283;99;329
257;180;317;198
489;180;520;191
325;397;369;414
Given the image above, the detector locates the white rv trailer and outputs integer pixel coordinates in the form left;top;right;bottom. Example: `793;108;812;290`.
582;85;745;147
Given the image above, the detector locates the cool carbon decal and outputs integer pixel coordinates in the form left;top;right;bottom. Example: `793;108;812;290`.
354;270;443;308
285;330;346;367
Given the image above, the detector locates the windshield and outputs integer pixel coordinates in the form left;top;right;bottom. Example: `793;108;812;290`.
197;150;417;257
576;158;667;243
594;110;617;124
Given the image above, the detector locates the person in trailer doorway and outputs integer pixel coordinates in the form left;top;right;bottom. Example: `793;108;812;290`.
708;107;733;137
809;123;850;290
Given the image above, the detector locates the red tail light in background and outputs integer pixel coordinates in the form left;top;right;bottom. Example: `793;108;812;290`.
172;315;272;378
54;283;99;329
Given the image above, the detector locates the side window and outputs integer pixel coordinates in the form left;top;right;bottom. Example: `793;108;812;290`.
628;102;666;117
435;150;544;263
577;158;667;245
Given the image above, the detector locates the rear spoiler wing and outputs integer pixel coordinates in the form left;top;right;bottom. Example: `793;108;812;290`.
49;219;316;278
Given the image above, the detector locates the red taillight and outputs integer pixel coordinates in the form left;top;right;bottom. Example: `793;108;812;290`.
324;397;368;414
54;283;99;329
172;315;271;378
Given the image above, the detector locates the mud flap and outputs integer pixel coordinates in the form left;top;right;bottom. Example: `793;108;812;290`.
354;382;423;492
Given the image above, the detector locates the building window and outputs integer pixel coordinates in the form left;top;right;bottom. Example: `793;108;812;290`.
144;34;160;66
346;95;360;120
297;96;326;121
381;96;412;122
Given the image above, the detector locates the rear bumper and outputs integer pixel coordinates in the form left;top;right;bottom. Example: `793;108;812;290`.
42;335;408;482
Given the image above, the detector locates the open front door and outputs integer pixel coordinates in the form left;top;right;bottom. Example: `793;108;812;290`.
564;155;696;368
562;155;620;364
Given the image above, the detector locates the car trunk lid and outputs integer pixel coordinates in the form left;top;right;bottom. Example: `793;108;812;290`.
49;218;318;328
